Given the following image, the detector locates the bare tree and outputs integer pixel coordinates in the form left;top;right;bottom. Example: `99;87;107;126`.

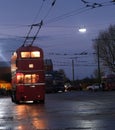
93;25;115;73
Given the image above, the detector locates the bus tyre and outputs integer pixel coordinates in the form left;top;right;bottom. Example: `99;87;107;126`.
39;100;45;104
11;93;16;102
15;101;20;104
11;96;14;102
33;100;38;104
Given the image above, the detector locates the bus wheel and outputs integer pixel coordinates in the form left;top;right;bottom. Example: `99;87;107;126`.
33;100;38;104
11;96;14;102
39;100;45;104
15;100;20;104
11;94;16;102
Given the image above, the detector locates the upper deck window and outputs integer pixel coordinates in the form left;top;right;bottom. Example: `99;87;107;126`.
21;52;30;58
31;51;40;58
21;51;40;58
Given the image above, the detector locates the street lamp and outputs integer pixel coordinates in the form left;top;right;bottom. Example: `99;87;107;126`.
78;27;87;33
71;27;87;81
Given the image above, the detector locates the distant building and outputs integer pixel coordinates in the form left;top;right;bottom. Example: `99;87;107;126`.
0;61;11;82
0;61;11;92
44;59;53;71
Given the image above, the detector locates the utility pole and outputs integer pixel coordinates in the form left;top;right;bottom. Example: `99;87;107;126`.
72;59;75;82
97;43;101;86
93;38;101;85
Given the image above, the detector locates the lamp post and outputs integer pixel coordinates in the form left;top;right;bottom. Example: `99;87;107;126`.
93;38;101;85
71;26;86;81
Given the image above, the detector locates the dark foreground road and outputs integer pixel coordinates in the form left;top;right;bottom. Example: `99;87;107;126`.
0;91;115;130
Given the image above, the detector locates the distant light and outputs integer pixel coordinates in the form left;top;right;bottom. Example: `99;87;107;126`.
78;28;87;33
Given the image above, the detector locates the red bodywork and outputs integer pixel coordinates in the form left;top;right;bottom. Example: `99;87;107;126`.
11;45;45;103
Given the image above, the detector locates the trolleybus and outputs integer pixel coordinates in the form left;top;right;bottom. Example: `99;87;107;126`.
11;45;45;103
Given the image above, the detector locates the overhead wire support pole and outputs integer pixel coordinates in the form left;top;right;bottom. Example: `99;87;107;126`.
97;43;101;87
72;59;75;82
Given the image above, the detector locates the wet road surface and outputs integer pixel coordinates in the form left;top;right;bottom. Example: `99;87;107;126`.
0;91;115;130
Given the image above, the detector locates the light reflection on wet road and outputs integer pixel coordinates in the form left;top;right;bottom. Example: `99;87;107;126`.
0;91;115;130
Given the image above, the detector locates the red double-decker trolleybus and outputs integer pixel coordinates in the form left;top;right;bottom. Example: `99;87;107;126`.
11;45;45;103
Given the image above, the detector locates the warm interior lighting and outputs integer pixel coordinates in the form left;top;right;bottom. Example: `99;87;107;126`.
16;73;39;84
21;51;40;58
21;52;30;58
29;64;34;68
11;52;17;72
16;73;24;83
31;51;40;57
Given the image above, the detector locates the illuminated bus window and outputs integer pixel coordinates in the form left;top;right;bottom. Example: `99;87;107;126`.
32;74;39;83
31;51;40;58
24;74;31;84
29;64;34;68
12;52;17;60
16;73;24;83
21;52;30;58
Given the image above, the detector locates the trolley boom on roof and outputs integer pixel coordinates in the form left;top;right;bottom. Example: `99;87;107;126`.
22;20;43;47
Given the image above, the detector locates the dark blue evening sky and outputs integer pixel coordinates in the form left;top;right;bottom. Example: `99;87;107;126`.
0;0;115;79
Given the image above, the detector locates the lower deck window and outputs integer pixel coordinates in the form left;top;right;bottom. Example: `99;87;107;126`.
17;73;39;84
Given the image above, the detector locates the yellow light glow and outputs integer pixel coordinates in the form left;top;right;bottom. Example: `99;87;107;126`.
31;51;40;57
21;52;30;58
29;64;34;68
21;51;40;58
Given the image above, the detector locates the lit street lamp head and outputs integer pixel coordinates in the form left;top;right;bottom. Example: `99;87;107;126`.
78;27;87;33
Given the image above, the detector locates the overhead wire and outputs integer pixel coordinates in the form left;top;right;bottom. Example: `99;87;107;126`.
0;0;114;46
0;0;57;45
30;0;56;45
32;0;46;23
22;0;56;46
1;0;114;70
22;0;46;46
42;0;56;21
45;6;91;24
45;0;115;25
0;0;114;37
